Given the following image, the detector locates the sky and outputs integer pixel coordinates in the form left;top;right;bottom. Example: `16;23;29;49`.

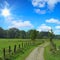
0;0;60;34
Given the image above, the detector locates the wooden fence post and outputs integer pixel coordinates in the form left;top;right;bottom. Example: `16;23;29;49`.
19;44;20;49
3;48;5;59
14;45;16;53
9;46;11;54
22;42;23;48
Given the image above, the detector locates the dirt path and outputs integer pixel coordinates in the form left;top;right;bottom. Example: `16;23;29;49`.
25;42;49;60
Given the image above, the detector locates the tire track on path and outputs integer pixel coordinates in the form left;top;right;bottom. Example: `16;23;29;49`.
25;42;49;60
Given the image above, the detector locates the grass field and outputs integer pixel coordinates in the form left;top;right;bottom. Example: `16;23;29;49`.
0;39;24;57
0;39;43;60
44;39;60;60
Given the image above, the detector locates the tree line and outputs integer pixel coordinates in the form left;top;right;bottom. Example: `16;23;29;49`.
0;27;58;39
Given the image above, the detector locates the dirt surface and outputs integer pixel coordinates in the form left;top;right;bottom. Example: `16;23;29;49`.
25;42;49;60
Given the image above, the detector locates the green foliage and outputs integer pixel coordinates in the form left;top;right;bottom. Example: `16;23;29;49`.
8;28;20;38
39;31;50;39
44;40;60;60
30;30;37;40
19;30;26;39
48;29;56;52
48;29;55;41
0;27;60;39
54;35;60;39
0;27;5;38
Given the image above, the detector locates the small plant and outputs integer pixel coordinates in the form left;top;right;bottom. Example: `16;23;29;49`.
0;57;3;60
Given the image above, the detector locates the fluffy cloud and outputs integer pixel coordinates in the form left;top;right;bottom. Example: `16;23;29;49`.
32;0;60;14
46;18;60;24
8;20;33;29
32;0;46;8
35;9;46;14
47;0;59;10
54;25;60;34
54;29;60;34
55;26;60;29
4;16;33;29
37;24;51;31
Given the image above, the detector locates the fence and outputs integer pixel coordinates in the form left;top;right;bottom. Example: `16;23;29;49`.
2;41;34;60
0;40;43;60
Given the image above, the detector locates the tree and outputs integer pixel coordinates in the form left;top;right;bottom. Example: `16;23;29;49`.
20;30;26;39
39;31;49;39
8;28;20;38
36;31;40;39
3;30;8;38
0;27;4;38
30;30;37;40
49;29;56;51
48;29;54;42
36;31;51;39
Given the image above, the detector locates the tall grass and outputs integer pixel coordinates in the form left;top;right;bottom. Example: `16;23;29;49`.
44;40;60;60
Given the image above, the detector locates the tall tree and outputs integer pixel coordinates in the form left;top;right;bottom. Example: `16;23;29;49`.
48;29;54;42
0;27;4;38
20;30;26;39
3;30;8;38
49;29;56;51
8;28;20;38
30;30;37;40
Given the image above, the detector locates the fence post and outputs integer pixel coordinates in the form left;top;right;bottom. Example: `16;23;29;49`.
3;48;5;59
19;44;20;49
22;42;23;49
14;45;16;53
9;46;11;54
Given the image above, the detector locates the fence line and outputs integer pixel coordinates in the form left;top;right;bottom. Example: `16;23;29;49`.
1;40;42;60
2;41;34;60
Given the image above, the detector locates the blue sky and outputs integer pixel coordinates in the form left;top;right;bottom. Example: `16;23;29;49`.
0;0;60;34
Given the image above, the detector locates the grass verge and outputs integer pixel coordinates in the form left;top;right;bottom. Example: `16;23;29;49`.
13;46;36;60
44;40;60;60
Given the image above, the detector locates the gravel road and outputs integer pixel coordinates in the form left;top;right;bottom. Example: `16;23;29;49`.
25;42;49;60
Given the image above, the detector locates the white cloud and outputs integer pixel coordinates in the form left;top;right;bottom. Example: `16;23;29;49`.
32;0;60;14
35;9;46;14
46;18;60;24
55;26;60;29
32;0;46;8
37;24;51;31
8;20;33;29
4;16;33;29
54;29;60;34
47;0;59;10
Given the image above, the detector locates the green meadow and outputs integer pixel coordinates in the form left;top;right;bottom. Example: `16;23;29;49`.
44;40;60;60
0;39;43;60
